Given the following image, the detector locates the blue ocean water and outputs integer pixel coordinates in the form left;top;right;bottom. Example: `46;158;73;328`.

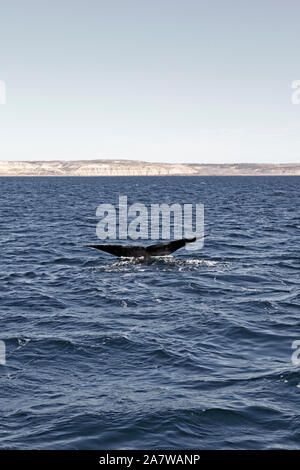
0;175;300;450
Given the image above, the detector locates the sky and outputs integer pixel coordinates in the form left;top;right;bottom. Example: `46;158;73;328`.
0;0;300;163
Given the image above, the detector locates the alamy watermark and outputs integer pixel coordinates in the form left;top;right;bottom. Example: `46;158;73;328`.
96;196;204;250
291;340;300;365
0;341;6;365
291;80;300;104
0;80;6;104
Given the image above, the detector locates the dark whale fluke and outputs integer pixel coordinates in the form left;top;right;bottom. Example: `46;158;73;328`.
87;237;198;258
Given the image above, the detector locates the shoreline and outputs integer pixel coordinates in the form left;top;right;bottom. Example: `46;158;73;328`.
1;159;300;176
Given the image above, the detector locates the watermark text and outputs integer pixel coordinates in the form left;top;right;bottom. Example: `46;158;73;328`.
291;340;300;365
291;80;300;104
0;341;6;365
96;196;204;250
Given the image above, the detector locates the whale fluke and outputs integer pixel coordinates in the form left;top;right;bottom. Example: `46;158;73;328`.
87;237;198;258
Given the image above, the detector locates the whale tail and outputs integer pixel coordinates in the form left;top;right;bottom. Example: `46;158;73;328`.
87;237;200;258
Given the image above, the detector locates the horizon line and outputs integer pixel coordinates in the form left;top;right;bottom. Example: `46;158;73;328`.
1;159;300;166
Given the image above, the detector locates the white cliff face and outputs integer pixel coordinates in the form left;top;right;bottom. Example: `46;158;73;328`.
0;160;197;176
0;160;300;176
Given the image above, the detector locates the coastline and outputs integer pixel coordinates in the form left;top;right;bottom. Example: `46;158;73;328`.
1;159;300;176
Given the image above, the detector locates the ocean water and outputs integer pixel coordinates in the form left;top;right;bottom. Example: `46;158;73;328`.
0;175;300;450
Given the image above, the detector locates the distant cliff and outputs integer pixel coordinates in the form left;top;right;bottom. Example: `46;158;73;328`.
0;160;300;176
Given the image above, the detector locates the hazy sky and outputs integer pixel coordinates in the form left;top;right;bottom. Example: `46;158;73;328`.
1;0;300;163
